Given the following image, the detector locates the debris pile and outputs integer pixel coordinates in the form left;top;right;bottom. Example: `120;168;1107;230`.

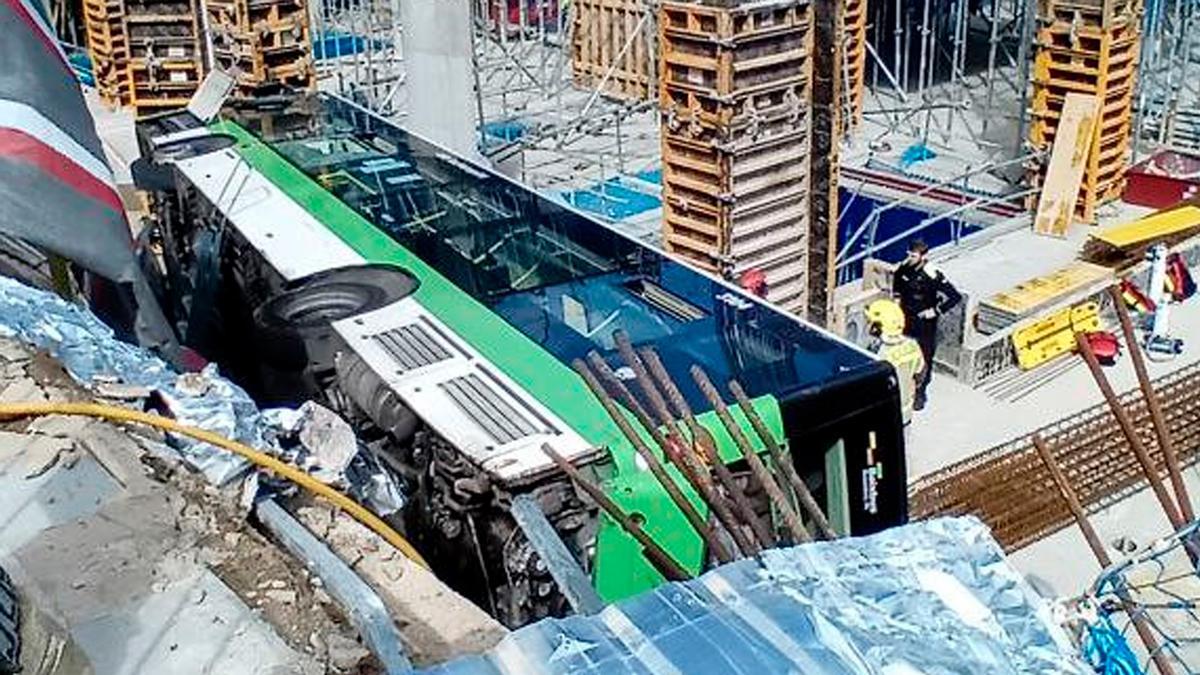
0;335;374;673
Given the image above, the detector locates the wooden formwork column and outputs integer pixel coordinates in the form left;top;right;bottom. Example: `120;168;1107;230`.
572;0;657;101
658;0;814;315
1028;0;1140;223
808;0;842;324
82;0;130;106
842;0;867;129
207;0;316;98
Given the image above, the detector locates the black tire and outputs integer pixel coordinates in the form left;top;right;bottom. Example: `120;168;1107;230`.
0;565;21;674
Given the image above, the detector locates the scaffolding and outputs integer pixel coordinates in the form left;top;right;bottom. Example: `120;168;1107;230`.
309;0;406;117
468;0;661;196
1133;0;1200;153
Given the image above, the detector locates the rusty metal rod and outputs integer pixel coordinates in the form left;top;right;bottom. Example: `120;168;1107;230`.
541;443;691;581
1032;435;1176;675
1077;332;1186;531
1109;286;1195;523
691;366;812;545
587;352;747;560
613;331;680;434
573;359;734;564
640;347;771;554
728;380;839;540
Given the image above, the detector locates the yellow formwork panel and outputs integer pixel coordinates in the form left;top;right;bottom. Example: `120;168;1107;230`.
1013;302;1101;370
1092;204;1200;249
983;261;1112;316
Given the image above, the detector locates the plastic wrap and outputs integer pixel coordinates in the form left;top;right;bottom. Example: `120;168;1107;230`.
421;517;1088;675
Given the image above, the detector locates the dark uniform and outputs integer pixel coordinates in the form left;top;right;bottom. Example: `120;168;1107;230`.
892;261;961;406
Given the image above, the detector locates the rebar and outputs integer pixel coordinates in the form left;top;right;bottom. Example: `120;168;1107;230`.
728;380;838;540
1109;286;1195;523
1032;435;1177;675
1077;332;1186;531
579;354;736;563
640;348;770;555
912;361;1200;551
541;443;691;581
691;366;811;545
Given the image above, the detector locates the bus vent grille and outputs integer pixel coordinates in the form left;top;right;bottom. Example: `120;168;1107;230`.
440;373;540;445
370;323;452;373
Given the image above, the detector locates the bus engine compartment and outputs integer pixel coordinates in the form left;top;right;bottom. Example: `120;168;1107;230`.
132;93;907;628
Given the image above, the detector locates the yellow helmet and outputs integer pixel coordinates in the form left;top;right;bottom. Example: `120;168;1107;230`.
866;299;906;339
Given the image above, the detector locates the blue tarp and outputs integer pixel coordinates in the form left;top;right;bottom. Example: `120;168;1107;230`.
561;173;661;221
837;188;983;281
420;517;1088;674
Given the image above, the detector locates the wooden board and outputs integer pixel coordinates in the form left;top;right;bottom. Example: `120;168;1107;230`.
571;0;653;101
979;260;1111;318
1034;92;1098;237
1092;204;1200;248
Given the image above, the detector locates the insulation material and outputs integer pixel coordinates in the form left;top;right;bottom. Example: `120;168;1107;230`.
419;517;1089;674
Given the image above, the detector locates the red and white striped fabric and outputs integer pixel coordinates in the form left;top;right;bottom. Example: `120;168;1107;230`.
0;0;135;282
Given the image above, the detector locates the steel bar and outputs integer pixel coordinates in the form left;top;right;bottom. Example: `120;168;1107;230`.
729;380;838;540
1077;332;1186;531
573;358;733;564
257;499;415;675
583;353;738;563
541;443;691;581
587;351;747;557
509;494;605;615
1032;435;1177;675
613;332;683;439
1109;286;1195;523
585;348;744;542
913;361;1200;551
691;367;812;545
640;348;771;554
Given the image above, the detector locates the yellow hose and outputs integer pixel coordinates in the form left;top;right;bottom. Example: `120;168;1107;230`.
0;401;430;569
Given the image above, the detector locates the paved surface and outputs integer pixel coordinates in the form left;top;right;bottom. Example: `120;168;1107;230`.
904;217;1200;600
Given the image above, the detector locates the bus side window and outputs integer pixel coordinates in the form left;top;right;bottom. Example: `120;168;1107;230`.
824;439;851;537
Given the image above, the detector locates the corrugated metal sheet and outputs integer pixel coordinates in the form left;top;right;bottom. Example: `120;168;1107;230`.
419;517;1088;674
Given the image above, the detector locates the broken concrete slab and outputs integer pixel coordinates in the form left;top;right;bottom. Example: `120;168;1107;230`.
0;377;46;404
0;338;31;364
295;503;507;666
70;570;321;675
0;451;120;558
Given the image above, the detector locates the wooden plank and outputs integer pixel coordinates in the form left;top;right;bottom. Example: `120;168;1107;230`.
1033;92;1099;237
979;260;1112;318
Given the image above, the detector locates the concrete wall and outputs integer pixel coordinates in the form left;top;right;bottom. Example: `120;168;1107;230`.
399;0;484;163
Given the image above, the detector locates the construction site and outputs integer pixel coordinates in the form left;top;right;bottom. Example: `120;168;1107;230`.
2;0;1200;670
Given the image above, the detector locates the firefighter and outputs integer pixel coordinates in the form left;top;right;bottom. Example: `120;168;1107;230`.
892;239;961;410
866;299;925;426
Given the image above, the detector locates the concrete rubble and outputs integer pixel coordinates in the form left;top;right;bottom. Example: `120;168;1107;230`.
0;335;507;673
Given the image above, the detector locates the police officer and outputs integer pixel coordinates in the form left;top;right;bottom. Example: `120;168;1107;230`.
866;299;925;425
892;239;961;410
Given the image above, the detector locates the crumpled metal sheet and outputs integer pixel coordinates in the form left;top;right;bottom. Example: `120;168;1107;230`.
0;276;251;483
0;277;404;512
420;517;1088;675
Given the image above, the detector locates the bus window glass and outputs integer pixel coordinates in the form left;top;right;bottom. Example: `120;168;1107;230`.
824;439;851;536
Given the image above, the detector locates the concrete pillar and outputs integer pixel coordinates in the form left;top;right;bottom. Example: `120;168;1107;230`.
399;0;484;163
